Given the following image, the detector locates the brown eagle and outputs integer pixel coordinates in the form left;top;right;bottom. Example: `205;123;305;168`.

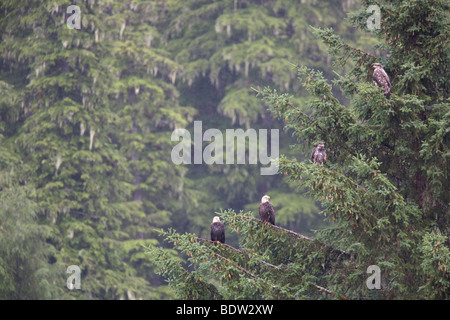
311;142;327;165
372;63;391;99
210;216;225;243
259;195;275;225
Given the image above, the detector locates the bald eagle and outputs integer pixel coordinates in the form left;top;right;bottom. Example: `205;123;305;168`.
311;142;327;165
259;195;275;225
372;63;391;99
210;216;225;243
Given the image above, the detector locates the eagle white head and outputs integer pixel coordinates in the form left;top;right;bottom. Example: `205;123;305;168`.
261;195;271;204
212;216;221;223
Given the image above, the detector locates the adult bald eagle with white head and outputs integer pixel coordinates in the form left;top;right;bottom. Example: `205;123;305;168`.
259;195;275;225
210;216;225;243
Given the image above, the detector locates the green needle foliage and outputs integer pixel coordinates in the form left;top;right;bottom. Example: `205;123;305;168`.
0;0;447;300
0;0;194;299
147;209;350;300
150;0;449;299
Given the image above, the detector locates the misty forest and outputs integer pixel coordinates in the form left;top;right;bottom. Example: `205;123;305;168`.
0;0;449;300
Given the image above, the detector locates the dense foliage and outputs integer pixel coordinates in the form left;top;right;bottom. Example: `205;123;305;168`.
149;0;449;300
0;0;448;300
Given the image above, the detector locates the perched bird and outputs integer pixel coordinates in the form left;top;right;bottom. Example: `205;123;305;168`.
259;195;275;225
372;63;391;99
311;142;327;165
210;216;225;243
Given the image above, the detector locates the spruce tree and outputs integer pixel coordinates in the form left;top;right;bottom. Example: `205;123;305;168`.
104;0;196;298
160;0;363;239
0;0;193;299
148;0;449;299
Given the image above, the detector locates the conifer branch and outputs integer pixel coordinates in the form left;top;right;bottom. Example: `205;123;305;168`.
309;26;377;67
314;284;348;300
197;237;244;253
280;158;369;193
198;237;281;270
257;219;314;242
198;238;347;299
196;238;280;290
256;218;349;256
287;104;356;156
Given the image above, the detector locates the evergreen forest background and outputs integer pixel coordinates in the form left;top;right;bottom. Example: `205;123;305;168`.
0;0;448;300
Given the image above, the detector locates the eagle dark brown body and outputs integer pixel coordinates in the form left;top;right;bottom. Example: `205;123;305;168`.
311;142;327;165
372;63;391;99
259;195;275;225
210;216;225;243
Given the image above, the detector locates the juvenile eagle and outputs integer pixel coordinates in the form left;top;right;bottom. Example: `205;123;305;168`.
210;216;225;243
372;63;391;99
311;142;327;165
259;195;275;225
